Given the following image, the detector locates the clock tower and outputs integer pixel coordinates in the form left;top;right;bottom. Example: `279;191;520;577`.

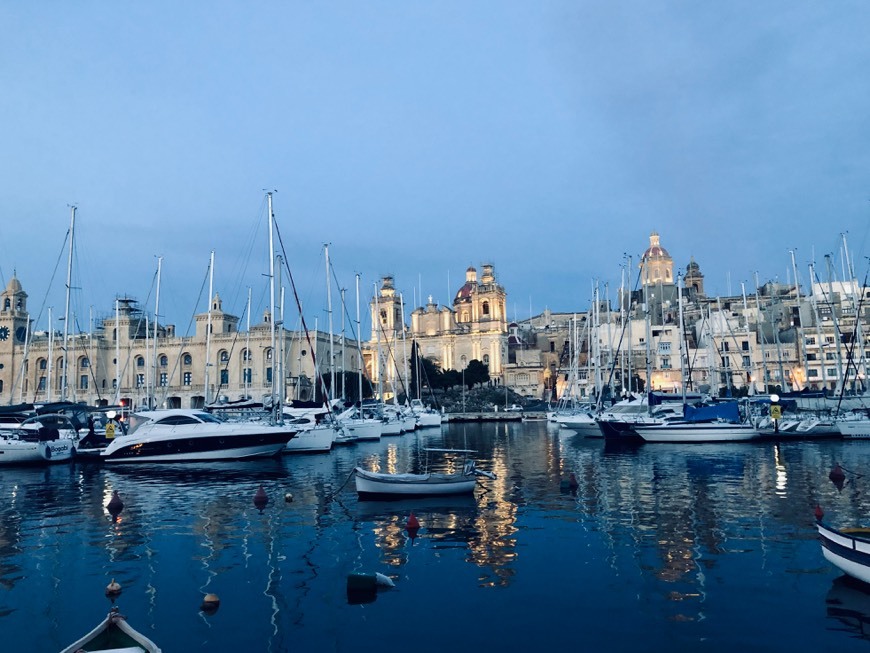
0;274;30;398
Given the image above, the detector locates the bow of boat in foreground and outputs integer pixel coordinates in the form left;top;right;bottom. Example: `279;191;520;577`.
61;606;161;653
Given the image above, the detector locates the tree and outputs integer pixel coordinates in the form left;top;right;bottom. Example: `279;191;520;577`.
464;359;490;389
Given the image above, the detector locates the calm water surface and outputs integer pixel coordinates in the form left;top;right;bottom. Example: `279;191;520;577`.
3;421;870;652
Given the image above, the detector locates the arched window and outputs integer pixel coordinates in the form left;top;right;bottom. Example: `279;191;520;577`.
483;354;490;365
482;301;490;315
219;350;229;363
38;358;47;370
241;348;251;362
3;298;9;310
80;357;90;368
136;356;145;368
159;355;168;367
265;348;273;361
182;353;192;366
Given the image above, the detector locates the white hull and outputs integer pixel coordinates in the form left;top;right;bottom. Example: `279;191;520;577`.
354;467;477;497
838;419;870;439
381;419;403;436
345;419;383;440
284;425;334;453
104;442;285;463
633;423;761;442
0;437;76;465
415;412;443;428
818;523;870;585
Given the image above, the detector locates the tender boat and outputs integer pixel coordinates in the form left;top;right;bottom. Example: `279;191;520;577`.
354;448;495;498
818;521;870;585
100;409;295;462
61;606;161;653
0;414;77;465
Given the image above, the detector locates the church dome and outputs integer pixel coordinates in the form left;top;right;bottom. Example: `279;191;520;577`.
686;257;702;275
641;232;670;260
455;283;474;302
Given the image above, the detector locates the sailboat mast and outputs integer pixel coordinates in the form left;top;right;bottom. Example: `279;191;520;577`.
325;244;335;403
677;272;686;404
340;288;346;403
153;256;162;408
400;293;410;401
61;205;75;402
276;256;284;422
245;287;251;399
374;282;383;401
754;272;769;393
204;250;214;404
47;307;54;402
789;249;808;389
114;299;121;404
267;192;277;413
356;273;363;404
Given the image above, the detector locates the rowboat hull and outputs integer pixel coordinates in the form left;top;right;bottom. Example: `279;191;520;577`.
818;522;870;585
354;467;477;498
61;608;161;653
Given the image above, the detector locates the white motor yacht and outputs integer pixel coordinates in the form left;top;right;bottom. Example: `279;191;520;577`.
100;409;295;462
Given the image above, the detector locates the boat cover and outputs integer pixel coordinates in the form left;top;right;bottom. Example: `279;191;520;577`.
683;402;740;424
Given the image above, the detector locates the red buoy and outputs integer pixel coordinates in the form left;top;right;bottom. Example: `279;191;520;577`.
253;485;268;510
814;504;824;522
406;512;420;530
829;464;846;482
106;491;124;518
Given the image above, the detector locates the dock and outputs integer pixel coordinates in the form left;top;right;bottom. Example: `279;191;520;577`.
443;411;546;423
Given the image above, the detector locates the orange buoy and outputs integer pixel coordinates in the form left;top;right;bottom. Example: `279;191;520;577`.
201;593;220;613
105;578;122;597
253;485;268;510
814;504;824;522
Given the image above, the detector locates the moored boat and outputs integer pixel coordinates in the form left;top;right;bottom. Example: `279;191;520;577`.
61;606;161;653
100;409;295;462
818;520;870;585
0;414;77;465
354;449;495;498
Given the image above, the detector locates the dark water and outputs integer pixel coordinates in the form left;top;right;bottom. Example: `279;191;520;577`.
3;421;870;652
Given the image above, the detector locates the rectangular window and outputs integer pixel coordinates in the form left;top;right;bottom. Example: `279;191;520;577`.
658;342;671;354
80;375;88;390
136;374;144;388
266;367;273;383
38;377;46;391
243;368;252;383
159;373;168;387
742;356;751;368
806;353;817;361
825;352;837;360
805;336;816;346
826;368;837;377
741;341;749;351
220;369;229;385
808;369;819;378
661;357;671;369
183;372;192;386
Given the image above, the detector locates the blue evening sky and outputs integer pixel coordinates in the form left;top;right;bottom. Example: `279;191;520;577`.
1;1;869;337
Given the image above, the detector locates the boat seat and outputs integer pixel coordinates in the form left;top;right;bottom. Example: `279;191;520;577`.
92;647;146;653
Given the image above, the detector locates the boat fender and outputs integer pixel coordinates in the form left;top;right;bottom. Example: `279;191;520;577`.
107;491;124;518
347;573;378;592
284;492;294;503
375;572;395;588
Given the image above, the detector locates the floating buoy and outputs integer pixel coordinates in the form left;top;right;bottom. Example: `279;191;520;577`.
375;572;395;588
830;464;846;482
106;491;124;517
406;512;420;530
814;504;824;522
253;485;268;510
105;578;122;597
201;593;220;613
347;573;377;592
284;492;294;503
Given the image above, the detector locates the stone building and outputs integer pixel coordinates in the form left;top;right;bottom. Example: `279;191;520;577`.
0;276;360;409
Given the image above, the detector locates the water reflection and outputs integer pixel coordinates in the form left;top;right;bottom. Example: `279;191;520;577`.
2;424;870;650
827;576;870;641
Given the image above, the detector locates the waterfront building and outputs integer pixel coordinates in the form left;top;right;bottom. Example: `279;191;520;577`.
0;276;360;409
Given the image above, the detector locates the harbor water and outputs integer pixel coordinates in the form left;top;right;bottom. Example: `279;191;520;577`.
3;420;870;652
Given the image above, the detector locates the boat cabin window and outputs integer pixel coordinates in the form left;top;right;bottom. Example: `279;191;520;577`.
154;415;202;426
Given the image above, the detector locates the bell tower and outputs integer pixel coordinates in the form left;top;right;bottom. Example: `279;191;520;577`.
0;274;30;347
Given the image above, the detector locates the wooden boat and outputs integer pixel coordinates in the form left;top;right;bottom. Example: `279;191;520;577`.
818;521;870;585
354;448;495;498
61;606;161;652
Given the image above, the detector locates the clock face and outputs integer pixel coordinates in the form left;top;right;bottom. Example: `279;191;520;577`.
0;326;8;341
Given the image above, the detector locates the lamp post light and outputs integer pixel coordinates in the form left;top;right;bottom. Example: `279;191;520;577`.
770;393;781;434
